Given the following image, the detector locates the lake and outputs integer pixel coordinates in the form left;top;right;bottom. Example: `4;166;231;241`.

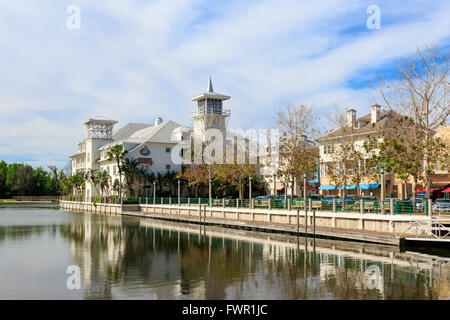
0;208;449;299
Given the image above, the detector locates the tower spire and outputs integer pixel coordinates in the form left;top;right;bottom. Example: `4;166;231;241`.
207;76;213;92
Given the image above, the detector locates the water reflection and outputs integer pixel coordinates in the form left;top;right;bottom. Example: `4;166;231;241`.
0;209;449;299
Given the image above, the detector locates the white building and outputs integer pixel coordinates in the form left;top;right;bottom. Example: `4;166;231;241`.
69;78;233;199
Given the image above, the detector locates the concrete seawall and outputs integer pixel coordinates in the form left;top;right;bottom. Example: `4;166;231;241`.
60;200;436;246
60;200;122;214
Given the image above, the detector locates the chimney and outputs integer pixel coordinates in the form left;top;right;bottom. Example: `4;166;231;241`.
347;109;356;128
371;104;380;124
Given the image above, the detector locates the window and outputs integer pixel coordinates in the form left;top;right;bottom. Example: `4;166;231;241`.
198;99;206;114
87;153;90;162
165;147;171;153
320;164;326;177
206;98;223;114
107;166;110;174
113;165;116;175
166;164;171;170
324;145;335;154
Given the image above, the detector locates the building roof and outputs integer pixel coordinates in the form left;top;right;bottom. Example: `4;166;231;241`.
112;123;153;141
190;77;230;101
99;120;186;151
317;110;395;141
82;116;118;125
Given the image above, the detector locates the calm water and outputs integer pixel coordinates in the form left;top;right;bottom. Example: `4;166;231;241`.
0;208;449;300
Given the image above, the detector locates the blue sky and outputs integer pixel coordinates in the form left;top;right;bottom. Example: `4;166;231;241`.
0;0;449;169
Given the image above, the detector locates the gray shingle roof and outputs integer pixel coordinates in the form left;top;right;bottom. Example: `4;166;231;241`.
317;110;395;141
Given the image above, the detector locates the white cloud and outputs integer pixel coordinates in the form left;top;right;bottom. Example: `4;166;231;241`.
0;0;449;167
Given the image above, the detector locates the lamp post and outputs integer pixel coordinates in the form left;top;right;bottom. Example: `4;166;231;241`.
249;175;252;201
273;173;276;197
177;179;181;205
303;171;307;200
380;165;385;201
153;181;156;204
208;176;212;206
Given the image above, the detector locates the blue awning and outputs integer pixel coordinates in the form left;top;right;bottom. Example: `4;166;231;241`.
318;185;335;190
359;183;381;189
309;179;319;184
319;183;381;190
336;184;356;190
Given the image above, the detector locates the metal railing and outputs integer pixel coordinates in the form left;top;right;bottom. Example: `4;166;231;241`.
392;218;450;239
60;196;444;215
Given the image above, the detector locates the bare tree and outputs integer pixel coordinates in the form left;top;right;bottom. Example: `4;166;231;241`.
276;103;319;198
379;45;449;199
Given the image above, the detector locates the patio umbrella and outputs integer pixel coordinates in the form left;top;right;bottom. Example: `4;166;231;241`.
416;187;434;193
440;187;450;193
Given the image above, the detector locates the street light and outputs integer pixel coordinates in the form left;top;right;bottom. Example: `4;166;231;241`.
177;179;181;205
249;175;252;201
380;165;385;201
303;170;307;200
273;173;276;197
208;176;212;206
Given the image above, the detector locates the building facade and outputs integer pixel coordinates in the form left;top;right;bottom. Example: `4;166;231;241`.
69;78;233;199
317;105;403;199
316;105;450;199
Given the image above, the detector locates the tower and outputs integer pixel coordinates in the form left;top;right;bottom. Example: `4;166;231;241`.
191;77;230;143
82;117;117;199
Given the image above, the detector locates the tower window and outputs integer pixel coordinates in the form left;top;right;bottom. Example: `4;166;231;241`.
198;99;206;114
165;147;171;153
206;99;222;114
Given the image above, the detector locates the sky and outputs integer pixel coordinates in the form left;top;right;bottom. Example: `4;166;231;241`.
0;0;449;169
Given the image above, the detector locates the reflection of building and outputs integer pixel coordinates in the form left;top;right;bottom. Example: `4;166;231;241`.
62;213;450;299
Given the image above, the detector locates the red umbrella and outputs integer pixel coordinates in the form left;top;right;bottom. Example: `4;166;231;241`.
441;187;450;193
416;187;434;193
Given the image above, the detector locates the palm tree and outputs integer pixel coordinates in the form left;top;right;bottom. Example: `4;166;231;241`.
164;170;178;196
106;145;128;198
135;167;152;196
112;178;120;196
60;175;73;196
71;171;87;197
156;172;165;197
122;158;139;197
98;170;111;196
86;168;100;196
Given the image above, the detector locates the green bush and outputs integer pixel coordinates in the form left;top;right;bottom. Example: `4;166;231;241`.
123;197;139;204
